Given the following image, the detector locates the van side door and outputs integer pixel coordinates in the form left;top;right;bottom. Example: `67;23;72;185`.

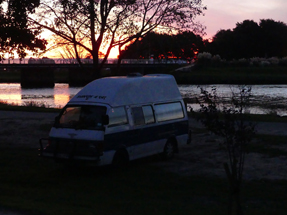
129;105;156;159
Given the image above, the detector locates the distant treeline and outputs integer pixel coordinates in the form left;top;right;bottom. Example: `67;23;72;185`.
121;19;287;62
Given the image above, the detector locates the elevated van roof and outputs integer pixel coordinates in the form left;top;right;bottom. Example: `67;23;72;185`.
69;74;182;107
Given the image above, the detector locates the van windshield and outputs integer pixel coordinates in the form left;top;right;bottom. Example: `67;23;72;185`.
57;105;107;130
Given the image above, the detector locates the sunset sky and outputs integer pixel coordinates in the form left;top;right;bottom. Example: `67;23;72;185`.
40;0;287;59
197;0;287;39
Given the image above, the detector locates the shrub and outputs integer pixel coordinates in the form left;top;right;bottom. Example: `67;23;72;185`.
197;52;212;66
279;57;287;66
196;86;256;215
268;57;279;65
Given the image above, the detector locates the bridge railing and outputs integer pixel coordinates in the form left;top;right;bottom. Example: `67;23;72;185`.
0;58;189;65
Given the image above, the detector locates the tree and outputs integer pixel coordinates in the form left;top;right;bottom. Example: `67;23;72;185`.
121;31;204;61
210;29;235;60
259;19;287;58
232;20;262;59
208;19;287;60
0;0;47;59
196;86;256;215
31;0;206;78
172;31;204;60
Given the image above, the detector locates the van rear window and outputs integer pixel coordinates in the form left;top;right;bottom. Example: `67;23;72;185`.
155;102;184;122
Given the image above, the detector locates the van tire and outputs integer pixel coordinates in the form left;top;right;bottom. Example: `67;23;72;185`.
163;140;176;160
112;149;129;168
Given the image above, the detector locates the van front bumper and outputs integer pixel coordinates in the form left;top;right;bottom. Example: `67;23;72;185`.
39;138;103;162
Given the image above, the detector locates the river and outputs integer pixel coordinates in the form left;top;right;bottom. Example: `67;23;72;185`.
1;83;287;116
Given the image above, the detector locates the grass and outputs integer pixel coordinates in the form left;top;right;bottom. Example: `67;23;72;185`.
189;111;287;124
0;101;60;113
0;148;227;215
1;147;287;215
249;134;287;157
173;65;287;84
0;111;285;214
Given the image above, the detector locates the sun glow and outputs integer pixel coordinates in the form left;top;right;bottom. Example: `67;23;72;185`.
42;32;120;60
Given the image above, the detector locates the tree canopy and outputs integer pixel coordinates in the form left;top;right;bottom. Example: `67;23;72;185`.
208;19;287;60
122;19;287;62
30;0;206;76
0;0;47;59
121;31;204;61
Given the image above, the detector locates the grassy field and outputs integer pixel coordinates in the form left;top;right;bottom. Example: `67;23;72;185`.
0;106;287;215
173;66;287;84
0;146;287;215
1;90;287;215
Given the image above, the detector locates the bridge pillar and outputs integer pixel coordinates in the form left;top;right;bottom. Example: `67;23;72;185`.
68;68;95;86
21;67;54;88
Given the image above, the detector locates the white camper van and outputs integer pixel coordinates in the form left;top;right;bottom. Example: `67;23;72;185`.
39;74;190;166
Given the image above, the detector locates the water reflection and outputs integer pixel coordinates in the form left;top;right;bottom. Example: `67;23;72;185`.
1;83;287;115
0;83;22;105
179;85;287;116
54;84;72;108
0;83;81;108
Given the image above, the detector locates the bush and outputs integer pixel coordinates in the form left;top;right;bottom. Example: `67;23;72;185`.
279;57;287;66
197;52;212;66
268;57;279;65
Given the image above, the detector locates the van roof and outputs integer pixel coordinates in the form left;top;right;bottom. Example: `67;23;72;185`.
69;74;182;106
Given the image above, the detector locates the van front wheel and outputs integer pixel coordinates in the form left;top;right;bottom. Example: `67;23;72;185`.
112;149;129;168
163;140;176;160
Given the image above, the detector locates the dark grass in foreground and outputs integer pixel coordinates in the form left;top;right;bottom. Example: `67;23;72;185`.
0;148;287;215
252;134;287;157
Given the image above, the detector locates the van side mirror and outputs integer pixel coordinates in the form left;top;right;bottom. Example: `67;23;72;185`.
102;115;109;125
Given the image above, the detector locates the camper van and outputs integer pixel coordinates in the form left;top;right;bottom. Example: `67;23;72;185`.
39;74;190;166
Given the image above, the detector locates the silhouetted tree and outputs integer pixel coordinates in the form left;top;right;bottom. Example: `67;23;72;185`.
31;0;206;78
233;20;262;59
197;86;256;215
210;29;235;60
172;31;204;60
260;19;287;58
0;0;47;59
208;19;287;60
121;31;204;61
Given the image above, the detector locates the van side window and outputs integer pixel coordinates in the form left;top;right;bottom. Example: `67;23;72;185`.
142;105;155;124
132;107;145;126
109;107;128;126
155;102;184;122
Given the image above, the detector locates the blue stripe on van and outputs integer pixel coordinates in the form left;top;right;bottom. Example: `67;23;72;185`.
43;120;189;160
103;120;189;151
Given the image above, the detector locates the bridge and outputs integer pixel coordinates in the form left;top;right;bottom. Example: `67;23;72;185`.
0;61;186;87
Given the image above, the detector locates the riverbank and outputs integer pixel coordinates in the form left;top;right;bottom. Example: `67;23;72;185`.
173;65;287;84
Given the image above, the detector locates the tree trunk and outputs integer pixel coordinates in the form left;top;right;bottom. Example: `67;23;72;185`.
224;163;243;215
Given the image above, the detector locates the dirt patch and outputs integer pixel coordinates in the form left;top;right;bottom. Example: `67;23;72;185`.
154;133;287;181
0;111;57;148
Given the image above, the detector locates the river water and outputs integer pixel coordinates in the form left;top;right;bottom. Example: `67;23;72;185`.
1;83;287;116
